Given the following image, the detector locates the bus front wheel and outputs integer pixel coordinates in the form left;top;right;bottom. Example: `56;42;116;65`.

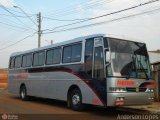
20;85;28;101
70;89;84;111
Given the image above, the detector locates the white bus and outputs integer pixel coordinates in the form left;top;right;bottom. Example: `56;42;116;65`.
8;34;154;111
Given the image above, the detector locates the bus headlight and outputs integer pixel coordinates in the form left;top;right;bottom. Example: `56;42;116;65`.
146;88;154;93
110;87;126;92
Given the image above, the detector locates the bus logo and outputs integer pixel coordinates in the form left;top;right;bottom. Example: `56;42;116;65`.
117;80;135;86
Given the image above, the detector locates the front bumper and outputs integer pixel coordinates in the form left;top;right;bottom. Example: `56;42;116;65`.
107;92;154;106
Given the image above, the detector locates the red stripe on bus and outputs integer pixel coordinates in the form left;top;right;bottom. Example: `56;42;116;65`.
143;82;155;87
72;73;106;106
16;73;29;79
54;70;106;106
29;70;106;106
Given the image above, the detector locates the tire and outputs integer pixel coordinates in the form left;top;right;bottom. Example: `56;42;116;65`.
20;85;28;101
70;89;84;111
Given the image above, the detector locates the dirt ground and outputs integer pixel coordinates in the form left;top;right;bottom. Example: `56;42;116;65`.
0;89;138;120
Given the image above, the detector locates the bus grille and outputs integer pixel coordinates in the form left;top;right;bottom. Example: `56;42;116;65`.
126;87;147;92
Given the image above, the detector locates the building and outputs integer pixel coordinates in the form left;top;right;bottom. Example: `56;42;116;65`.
149;51;160;101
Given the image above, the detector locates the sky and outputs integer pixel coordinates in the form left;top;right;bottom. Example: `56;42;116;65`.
0;0;160;68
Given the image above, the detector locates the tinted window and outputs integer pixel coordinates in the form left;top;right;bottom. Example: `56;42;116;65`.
22;54;32;67
94;47;104;80
26;54;32;67
46;50;53;65
85;39;94;76
39;52;45;65
33;52;45;66
33;53;39;66
22;56;27;67
63;46;71;63
53;48;61;64
71;44;82;62
10;57;15;69
63;43;82;63
15;56;21;68
46;48;61;65
104;37;108;48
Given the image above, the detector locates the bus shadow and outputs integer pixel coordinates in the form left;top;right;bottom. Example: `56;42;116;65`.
11;96;133;116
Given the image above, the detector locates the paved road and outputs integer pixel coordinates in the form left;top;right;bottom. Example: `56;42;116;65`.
0;89;134;120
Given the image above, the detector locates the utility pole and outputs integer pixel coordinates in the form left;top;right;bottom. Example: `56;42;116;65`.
37;12;41;48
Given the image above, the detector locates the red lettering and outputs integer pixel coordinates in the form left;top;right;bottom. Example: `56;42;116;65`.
117;80;135;86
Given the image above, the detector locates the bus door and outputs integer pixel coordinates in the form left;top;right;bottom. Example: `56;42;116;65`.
85;37;107;105
93;38;107;104
93;38;105;81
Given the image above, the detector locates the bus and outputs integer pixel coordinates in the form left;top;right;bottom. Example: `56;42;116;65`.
8;34;154;111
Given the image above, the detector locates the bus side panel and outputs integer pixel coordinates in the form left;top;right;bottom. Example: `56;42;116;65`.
54;71;104;106
24;71;104;106
8;68;104;106
8;71;21;95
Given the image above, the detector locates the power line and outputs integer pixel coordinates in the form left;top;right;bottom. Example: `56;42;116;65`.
0;32;37;51
13;6;38;27
0;29;34;46
0;13;35;18
0;21;30;30
42;16;88;22
0;4;29;27
0;4;36;31
43;0;115;23
47;0;114;18
0;15;30;28
53;0;112;17
43;0;160;32
48;0;104;16
43;6;160;34
4;7;35;15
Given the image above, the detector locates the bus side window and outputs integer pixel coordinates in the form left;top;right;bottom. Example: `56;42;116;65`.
46;48;61;65
53;48;61;64
46;50;53;65
15;56;21;68
39;52;45;66
71;44;82;62
26;54;32;67
33;53;39;66
22;55;27;67
63;43;82;63
10;57;15;69
63;46;72;63
33;51;45;66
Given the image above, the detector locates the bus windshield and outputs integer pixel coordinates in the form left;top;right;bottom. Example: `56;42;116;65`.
108;38;152;79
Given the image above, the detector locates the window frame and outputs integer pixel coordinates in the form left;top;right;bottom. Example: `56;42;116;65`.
62;42;82;64
33;51;45;67
9;57;15;69
22;53;32;68
46;47;61;65
62;45;72;63
14;56;22;68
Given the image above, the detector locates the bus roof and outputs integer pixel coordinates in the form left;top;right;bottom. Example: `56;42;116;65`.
10;34;105;57
10;34;145;57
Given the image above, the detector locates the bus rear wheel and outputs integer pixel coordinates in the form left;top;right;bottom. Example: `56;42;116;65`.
70;89;83;111
20;85;28;101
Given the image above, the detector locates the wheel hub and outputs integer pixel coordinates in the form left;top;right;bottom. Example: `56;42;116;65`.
21;90;25;99
72;94;80;105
